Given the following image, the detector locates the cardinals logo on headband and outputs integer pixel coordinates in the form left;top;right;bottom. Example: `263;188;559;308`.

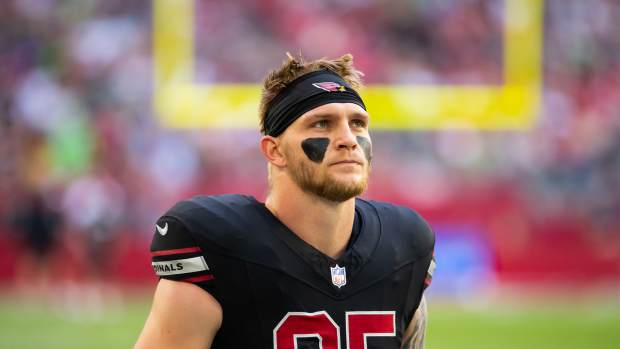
312;82;346;92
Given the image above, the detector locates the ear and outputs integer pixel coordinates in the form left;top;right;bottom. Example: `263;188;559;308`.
260;135;286;167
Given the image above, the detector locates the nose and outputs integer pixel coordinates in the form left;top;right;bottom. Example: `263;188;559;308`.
333;121;358;151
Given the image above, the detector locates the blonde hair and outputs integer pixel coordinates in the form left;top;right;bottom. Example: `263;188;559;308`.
259;53;364;134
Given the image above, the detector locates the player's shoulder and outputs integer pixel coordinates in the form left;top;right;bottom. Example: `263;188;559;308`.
357;198;435;256
149;196;259;290
159;194;270;254
161;194;259;233
165;194;257;219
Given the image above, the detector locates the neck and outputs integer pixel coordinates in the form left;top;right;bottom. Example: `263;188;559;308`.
265;176;356;260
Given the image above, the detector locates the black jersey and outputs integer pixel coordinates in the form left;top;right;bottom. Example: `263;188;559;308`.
150;194;435;349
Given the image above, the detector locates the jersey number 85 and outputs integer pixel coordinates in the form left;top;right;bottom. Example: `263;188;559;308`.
273;311;395;349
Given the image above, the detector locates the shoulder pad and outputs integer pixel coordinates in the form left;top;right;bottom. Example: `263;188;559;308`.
162;194;283;263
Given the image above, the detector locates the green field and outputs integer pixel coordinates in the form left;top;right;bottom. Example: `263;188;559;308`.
0;293;618;349
427;301;620;349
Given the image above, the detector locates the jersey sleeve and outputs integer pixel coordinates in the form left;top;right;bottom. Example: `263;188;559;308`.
150;215;216;292
412;210;435;292
403;205;436;292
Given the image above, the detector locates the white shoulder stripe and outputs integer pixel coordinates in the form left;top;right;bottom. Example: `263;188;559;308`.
427;259;436;277
152;256;209;276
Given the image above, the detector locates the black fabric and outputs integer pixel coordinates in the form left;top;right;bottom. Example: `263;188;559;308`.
263;69;366;136
346;207;363;251
150;194;435;348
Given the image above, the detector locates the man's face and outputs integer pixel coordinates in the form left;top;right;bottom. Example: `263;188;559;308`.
279;102;372;202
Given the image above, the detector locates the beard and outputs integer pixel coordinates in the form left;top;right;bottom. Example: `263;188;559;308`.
287;154;370;203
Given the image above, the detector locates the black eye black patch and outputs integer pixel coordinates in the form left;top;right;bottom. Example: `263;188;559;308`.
301;138;330;163
356;136;372;163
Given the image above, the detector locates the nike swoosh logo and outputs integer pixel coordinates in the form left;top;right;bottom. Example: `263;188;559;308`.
156;222;168;236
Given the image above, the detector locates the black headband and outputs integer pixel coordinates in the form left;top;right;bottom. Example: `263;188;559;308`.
263;69;366;136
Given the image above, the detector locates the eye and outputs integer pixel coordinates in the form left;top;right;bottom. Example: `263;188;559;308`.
313;120;329;129
351;119;367;128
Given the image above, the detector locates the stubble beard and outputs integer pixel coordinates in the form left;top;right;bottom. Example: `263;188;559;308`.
288;156;370;203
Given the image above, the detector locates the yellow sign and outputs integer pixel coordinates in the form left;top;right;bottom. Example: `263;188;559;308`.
153;0;543;130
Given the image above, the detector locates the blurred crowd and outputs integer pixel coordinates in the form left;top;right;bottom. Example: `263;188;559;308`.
0;0;619;290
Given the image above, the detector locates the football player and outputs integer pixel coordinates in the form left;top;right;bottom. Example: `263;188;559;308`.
135;53;436;349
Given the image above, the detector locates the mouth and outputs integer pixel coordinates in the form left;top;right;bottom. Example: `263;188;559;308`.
330;160;363;166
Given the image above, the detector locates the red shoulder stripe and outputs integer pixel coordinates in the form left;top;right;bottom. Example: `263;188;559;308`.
151;246;202;257
424;276;432;286
182;274;215;283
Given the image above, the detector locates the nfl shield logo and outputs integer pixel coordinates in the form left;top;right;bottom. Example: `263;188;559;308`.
330;264;347;288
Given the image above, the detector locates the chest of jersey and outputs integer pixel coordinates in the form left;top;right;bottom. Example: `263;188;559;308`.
208;255;424;349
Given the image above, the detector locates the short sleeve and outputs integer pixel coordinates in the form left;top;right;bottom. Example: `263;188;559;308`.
150;216;216;292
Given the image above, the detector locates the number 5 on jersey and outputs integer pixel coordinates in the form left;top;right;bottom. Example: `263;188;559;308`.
273;311;396;349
